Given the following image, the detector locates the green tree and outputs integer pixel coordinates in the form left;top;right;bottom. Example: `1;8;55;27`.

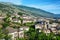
0;28;5;40
18;12;23;16
26;27;36;40
3;16;11;23
56;35;60;40
2;14;11;40
19;18;23;25
16;38;25;40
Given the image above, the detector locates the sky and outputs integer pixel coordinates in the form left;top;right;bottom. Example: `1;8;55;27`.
0;0;60;14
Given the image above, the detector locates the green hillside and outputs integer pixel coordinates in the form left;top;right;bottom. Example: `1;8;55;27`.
14;5;54;18
0;2;60;18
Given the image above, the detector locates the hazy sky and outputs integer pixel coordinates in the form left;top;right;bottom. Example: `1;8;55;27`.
0;0;60;14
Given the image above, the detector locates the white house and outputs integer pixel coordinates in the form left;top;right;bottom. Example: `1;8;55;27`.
11;18;21;23
23;19;33;23
51;23;58;27
22;15;32;19
35;24;43;30
50;27;57;34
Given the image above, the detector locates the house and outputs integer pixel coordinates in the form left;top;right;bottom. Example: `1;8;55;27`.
23;19;34;23
50;27;57;34
35;22;48;32
20;26;29;31
56;25;60;34
35;23;44;32
0;16;5;20
43;29;51;35
11;18;21;23
21;15;37;23
35;23;43;30
22;15;32;19
33;17;37;22
6;26;29;40
36;20;49;29
6;27;18;40
51;23;58;28
48;23;58;34
48;23;58;29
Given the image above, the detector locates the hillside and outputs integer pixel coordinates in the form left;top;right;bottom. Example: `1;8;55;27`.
54;14;60;19
14;5;54;18
0;2;60;18
0;2;24;14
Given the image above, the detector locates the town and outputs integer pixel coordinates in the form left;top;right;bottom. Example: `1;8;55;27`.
0;13;60;40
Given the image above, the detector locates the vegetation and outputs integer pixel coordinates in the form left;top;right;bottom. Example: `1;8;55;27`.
18;12;23;16
0;14;12;40
25;27;60;40
24;22;35;27
0;2;60;18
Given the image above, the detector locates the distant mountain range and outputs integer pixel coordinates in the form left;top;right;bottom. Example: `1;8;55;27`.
0;2;60;18
54;14;60;18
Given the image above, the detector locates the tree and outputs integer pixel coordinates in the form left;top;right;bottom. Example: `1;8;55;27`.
56;35;60;40
26;26;36;40
24;22;35;27
19;18;23;25
0;28;5;40
18;12;23;16
0;28;12;40
6;13;11;17
3;16;11;23
46;33;55;40
1;14;11;40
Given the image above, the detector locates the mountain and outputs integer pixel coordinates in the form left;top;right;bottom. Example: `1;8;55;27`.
13;5;54;18
0;2;60;18
0;2;22;14
54;14;60;19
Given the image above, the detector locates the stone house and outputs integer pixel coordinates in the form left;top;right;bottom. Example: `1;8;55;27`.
6;26;29;40
23;19;34;23
43;29;51;35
